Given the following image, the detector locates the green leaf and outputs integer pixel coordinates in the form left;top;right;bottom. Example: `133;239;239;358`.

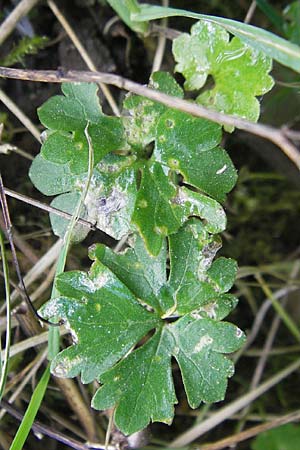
123;71;183;150
50;192;90;243
84;155;138;240
192;294;239;321
40;262;160;384
90;234;167;313
132;162;185;256
169;315;245;407
30;153;137;242
106;0;149;34
172;21;274;128
92;315;245;433
133;4;300;73
256;0;284;33
251;424;300;450
179;187;226;234
32;75;236;251
92;218;237;317
40;220;244;434
283;2;300;45
154;110;237;201
207;257;238;293
168;219;237;314
125;74;233;254
92;329;176;435
38;83;125;173
29;154;78;196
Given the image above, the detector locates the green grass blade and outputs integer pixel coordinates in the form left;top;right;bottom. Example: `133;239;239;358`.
0;230;11;401
256;0;285;33
48;123;94;360
8;125;95;447
256;273;300;343
9;365;51;450
106;0;148;33
132;4;300;73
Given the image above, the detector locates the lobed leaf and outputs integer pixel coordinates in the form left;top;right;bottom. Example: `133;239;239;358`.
92;219;238;318
123;71;183;150
132;162;185;255
38;83;125;173
31;75;237;252
40;262;160;384
40;220;245;435
84;155;138;240
91;315;245;434
90;235;167;313
29;154;79;196
92;329;176;435
133;4;300;73
49;192;90;243
169;315;245;406
168;219;237;314
172;21;274;129
154;109;237;201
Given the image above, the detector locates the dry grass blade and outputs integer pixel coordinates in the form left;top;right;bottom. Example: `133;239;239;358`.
200;409;300;450
0;349;47;422
0;173;62;327
0;89;41;142
0;0;41;46
4;239;62;307
170;358;300;447
47;0;120;116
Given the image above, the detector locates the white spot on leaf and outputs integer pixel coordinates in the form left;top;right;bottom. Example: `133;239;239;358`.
193;335;213;353
216;164;227;175
236;328;243;338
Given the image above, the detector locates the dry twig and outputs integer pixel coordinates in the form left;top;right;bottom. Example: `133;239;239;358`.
3;187;96;231
0;67;299;169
